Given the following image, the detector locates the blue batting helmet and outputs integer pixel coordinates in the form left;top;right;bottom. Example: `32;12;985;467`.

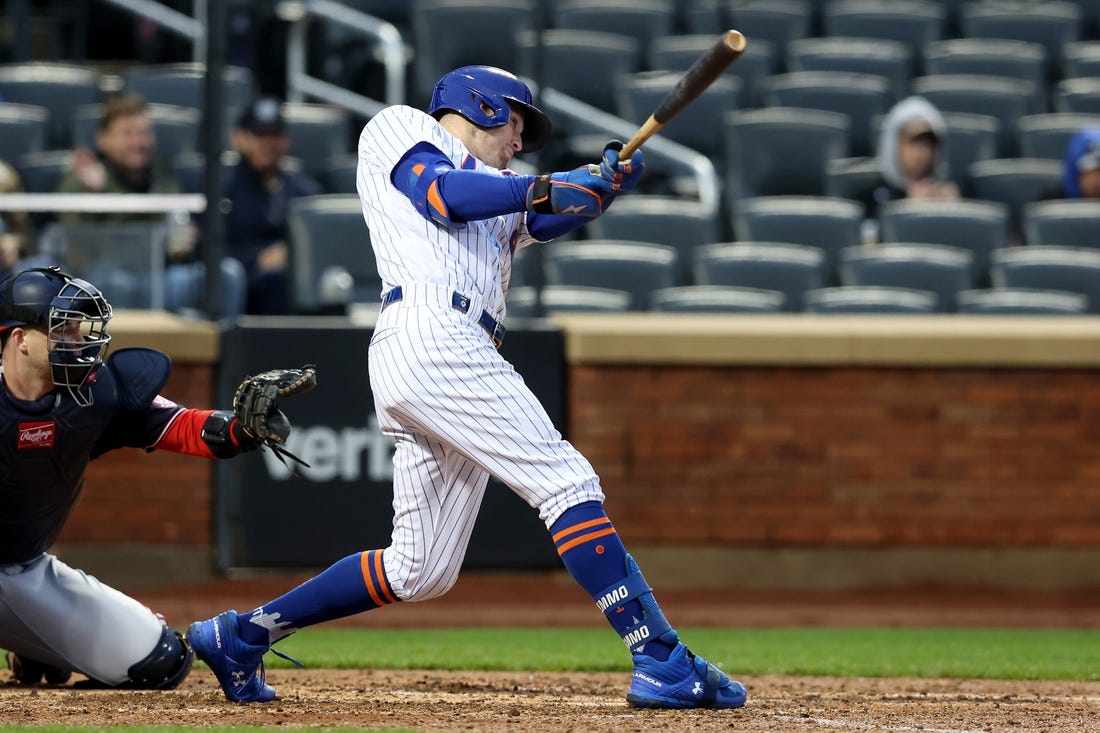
429;65;552;153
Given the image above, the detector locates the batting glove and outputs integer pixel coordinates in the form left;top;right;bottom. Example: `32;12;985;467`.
599;140;645;191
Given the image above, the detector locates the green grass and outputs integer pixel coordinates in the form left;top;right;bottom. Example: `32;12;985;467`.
260;627;1099;681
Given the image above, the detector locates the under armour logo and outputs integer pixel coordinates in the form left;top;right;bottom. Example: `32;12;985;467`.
692;681;703;696
231;670;247;687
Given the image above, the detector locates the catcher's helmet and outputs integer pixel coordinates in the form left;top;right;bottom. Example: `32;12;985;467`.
429;65;551;153
0;266;112;406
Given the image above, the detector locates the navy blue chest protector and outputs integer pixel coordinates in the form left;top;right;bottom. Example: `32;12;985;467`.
0;348;171;564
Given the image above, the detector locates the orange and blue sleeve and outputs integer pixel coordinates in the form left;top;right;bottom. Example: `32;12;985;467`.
391;142;535;228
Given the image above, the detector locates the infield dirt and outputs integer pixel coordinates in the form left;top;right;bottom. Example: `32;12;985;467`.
3;572;1098;732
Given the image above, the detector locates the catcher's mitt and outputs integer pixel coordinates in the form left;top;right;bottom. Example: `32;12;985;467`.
233;366;317;460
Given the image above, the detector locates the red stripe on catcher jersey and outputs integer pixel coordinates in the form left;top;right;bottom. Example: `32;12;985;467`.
158;408;219;457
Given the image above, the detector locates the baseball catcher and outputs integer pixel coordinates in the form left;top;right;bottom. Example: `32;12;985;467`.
0;266;315;690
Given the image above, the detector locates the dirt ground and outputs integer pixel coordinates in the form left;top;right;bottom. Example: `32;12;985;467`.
3;572;1099;732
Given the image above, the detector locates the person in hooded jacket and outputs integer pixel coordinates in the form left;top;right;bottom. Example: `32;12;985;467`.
867;96;960;222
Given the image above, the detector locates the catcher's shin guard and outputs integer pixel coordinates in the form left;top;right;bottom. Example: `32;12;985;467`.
595;554;674;654
127;626;193;689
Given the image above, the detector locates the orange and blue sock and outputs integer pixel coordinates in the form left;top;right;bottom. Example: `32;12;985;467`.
237;549;399;646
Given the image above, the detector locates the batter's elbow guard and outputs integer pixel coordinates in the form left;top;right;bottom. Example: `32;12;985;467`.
126;626;193;690
201;410;261;458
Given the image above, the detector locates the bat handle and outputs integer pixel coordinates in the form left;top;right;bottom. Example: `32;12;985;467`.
619;117;664;161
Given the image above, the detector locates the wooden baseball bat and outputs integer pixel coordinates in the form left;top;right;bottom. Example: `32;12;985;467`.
619;30;747;160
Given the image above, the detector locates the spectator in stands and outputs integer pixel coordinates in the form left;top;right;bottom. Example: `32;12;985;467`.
225;96;322;315
869;96;960;219
0;160;38;280
1060;127;1100;200
55;93;245;320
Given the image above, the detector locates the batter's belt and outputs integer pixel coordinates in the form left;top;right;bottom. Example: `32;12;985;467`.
381;285;506;348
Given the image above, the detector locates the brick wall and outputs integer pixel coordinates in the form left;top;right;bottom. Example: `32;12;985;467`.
63;361;1100;556
573;365;1100;549
58;364;215;545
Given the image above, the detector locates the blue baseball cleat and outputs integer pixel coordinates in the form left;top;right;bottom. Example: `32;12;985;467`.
626;636;747;709
186;610;276;703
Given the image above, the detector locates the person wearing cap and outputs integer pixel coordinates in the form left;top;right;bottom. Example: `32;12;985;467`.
868;96;960;222
1060;127;1100;199
224;96;322;315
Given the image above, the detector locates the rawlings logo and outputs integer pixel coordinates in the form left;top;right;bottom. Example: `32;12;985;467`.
18;421;55;449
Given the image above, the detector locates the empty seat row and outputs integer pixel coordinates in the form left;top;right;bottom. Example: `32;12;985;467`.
506;283;1091;315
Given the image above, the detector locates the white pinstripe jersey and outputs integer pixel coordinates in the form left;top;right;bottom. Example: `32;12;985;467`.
356;105;537;320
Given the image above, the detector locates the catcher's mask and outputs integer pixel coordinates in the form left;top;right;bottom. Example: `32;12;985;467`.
428;65;552;153
0;266;113;407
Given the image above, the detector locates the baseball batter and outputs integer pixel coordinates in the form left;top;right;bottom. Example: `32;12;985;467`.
188;66;746;710
0;266;305;690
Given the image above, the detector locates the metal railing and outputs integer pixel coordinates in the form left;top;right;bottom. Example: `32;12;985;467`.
278;0;405;118
99;0;207;63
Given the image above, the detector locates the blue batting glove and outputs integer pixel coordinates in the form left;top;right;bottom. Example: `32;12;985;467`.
599;140;645;191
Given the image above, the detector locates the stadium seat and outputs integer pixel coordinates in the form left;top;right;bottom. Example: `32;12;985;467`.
839;243;974;311
0;63;102;148
320;154;358;195
282;103;352;180
652;35;777;108
878;199;1009;283
584;196;721;282
541;285;633;313
122;63;255;110
823;0;945;70
968;158;1063;242
912;75;1031;157
617;71;741;160
726;0;813;66
733;195;864;283
554;0;675;55
786;37;912;101
923;39;1048;114
121;63;255;149
505;285;540;319
286;194;380;313
412;0;536;101
956;288;1088;315
959;1;1081;79
542;240;680;311
939;113;1001;196
1055;78;1100;115
516;30;640;111
991;246;1100;313
16;150;71;193
803;285;938;313
650;285;786;312
825;156;882;206
763;71;892;156
1017;113;1100;159
1061;41;1100;80
0;104;47;164
1023;200;1100;249
693;241;827;311
72;103;201;162
723;107;849;206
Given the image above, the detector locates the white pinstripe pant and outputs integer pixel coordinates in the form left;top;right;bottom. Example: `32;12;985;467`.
368;283;604;602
